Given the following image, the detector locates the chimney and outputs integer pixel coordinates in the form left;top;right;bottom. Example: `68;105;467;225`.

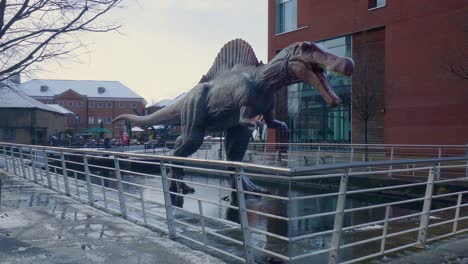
9;74;21;84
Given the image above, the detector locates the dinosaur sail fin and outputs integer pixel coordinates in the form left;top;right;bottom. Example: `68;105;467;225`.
201;39;259;83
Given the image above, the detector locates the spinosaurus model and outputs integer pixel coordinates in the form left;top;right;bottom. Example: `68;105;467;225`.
114;39;354;197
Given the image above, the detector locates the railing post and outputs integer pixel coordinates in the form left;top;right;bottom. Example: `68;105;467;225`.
11;147;18;176
388;146;394;177
235;168;254;264
160;162;177;238
44;151;52;188
60;152;70;195
140;188;147;224
2;146;9;172
380;205;391;254
83;154;94;205
197;200;207;245
437;147;442;180
114;156;127;219
30;147;38;183
328;169;349;264
73;171;80;198
417;167;435;247
453;193;462;233
101;178;108;208
19;148;27;179
316;145;321;165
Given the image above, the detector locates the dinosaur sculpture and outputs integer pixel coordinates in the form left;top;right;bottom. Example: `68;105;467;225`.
114;39;354;202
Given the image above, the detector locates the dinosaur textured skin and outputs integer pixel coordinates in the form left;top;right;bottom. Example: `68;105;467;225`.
114;39;354;203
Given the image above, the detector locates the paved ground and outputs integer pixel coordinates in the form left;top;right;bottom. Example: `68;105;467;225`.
0;174;226;264
379;235;468;264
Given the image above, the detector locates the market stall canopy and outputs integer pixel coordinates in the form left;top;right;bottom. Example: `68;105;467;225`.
131;127;144;132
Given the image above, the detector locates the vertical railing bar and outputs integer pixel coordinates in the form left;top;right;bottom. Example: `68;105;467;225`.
30;147;38;183
235;168;254;264
83;154;94;205
316;145;321;165
452;193;462;233
11;147;18;176
101;177;108;209
380;205;391;253
60;152;70;196
437;147;442;180
19;148;27;179
140;188;147;224
197;200;207;246
114;156;127;219
74;171;80;198
44;152;52;188
417;166;436;247
54;166;60;190
389;146;394;177
328;169;349;264
287;179;293;263
2;146;9;173
160;162;177;238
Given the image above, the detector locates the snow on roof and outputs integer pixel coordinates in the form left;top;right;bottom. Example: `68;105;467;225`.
47;104;76;115
0;81;65;114
154;92;186;108
20;79;146;102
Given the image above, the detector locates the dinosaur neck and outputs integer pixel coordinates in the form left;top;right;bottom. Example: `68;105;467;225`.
257;51;298;95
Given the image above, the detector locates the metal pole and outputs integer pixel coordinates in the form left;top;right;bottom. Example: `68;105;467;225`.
452;193;462;233
389;146;394;177
83;154;94;205
2;146;8;173
19;148;27;179
380;205;391;253
328;169;349;264
437;147;442;180
316;145;321;165
235;168;254;264
44;152;52;188
140;188;147;224
197;200;207;246
114;156;127;219
417;167;435;247
160;162;177;238
74;171;80;198
60;152;70;195
101;178;107;209
11;147;18;176
30;148;38;183
54;166;60;190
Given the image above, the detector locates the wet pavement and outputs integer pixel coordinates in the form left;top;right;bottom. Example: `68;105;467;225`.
0;174;225;264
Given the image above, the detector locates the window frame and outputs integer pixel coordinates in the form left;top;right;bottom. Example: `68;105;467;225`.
3;128;15;140
88;116;94;125
97;102;104;108
67;101;74;107
106;102;113;108
368;0;386;10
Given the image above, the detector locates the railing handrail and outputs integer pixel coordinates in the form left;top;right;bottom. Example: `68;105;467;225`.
247;142;468;148
292;156;468;175
2;142;468;178
0;142;291;175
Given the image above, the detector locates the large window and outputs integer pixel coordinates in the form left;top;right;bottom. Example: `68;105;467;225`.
276;0;297;34
287;35;352;144
88;116;94;125
368;0;386;9
3;128;15;140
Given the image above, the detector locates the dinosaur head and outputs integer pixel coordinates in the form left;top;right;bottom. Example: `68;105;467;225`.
288;41;354;107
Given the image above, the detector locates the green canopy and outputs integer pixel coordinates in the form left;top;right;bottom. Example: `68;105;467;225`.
85;127;111;134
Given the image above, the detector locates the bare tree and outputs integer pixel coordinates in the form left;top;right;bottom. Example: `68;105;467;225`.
352;63;378;161
0;0;123;81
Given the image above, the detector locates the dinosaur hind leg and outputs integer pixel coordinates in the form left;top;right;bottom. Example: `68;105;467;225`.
225;125;267;204
169;85;207;206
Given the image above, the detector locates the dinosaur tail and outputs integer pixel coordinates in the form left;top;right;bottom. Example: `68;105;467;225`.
113;100;182;126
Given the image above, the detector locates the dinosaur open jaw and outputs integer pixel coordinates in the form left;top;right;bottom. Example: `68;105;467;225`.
312;66;342;108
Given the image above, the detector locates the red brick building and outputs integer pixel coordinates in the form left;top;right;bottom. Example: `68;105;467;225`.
268;0;467;145
20;79;146;138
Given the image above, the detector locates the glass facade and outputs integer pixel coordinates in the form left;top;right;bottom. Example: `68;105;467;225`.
287;35;352;143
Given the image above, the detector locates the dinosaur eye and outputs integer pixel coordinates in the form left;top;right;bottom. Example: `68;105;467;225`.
302;42;312;52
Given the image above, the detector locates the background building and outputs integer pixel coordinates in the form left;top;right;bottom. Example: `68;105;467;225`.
0;81;67;145
268;0;467;145
20;79;147;138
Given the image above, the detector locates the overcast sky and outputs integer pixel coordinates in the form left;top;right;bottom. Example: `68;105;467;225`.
37;0;268;105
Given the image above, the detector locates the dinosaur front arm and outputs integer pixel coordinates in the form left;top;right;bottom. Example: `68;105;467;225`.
239;106;256;127
264;108;289;132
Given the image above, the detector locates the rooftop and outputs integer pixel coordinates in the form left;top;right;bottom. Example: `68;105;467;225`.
0;81;66;114
20;79;146;102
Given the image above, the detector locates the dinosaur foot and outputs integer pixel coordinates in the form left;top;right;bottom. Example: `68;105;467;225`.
180;182;195;194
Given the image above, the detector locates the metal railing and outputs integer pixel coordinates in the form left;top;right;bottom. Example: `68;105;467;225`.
1;141;467;264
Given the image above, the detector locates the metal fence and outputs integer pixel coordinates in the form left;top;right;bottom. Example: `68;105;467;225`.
1;142;468;264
